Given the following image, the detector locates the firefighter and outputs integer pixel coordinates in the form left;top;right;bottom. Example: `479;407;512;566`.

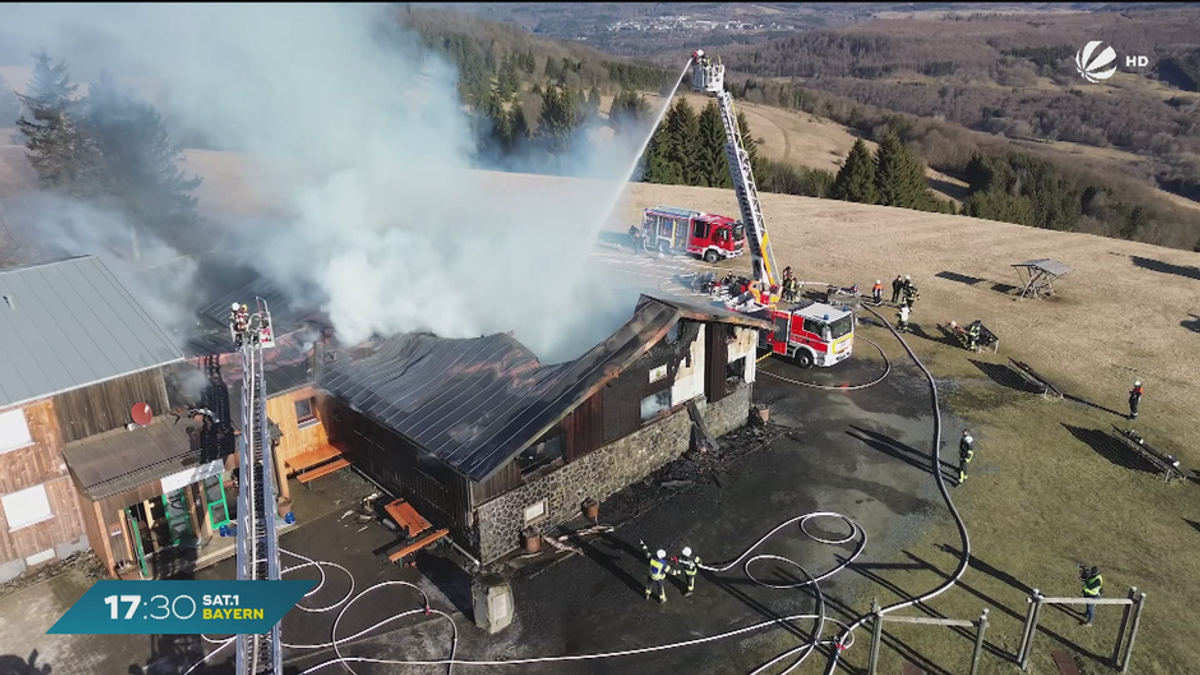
966;322;982;351
897;304;910;333
958;429;974;485
872;280;883;306
1128;381;1143;420
230;302;245;348
1080;565;1103;626
903;284;920;310
891;275;904;304
640;540;675;603
673;546;702;597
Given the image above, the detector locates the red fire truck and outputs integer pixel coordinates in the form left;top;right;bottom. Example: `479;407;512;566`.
754;300;855;368
640;205;745;263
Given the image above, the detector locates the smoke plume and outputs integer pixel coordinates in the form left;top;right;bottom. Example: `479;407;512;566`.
1;3;661;363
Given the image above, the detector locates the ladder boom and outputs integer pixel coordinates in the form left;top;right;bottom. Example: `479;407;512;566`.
234;297;282;675
690;51;781;293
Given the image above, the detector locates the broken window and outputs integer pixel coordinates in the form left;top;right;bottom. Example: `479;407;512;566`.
727;356;746;383
640;390;673;422
519;433;564;476
294;397;318;427
666;321;681;343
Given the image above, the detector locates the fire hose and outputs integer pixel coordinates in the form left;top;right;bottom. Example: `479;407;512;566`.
181;299;968;675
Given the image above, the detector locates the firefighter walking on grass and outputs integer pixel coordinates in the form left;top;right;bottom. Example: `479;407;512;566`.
1080;565;1103;626
872;280;884;306
640;540;676;603
1128;381;1143;420
673;546;702;597
891;275;904;304
958;429;974;485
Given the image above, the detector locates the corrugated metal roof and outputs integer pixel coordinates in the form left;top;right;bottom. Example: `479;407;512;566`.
319;294;755;482
63;415;233;500
197;274;322;335
647;205;702;219
1014;259;1072;277
0;255;186;410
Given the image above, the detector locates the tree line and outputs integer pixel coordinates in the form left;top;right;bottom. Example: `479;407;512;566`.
829;136;956;214
8;51;200;245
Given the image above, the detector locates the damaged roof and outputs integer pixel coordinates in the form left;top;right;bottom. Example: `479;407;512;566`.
0;255;185;409
319;294;767;482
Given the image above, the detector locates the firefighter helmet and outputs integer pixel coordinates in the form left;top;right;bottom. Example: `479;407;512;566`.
656;549;666;559
905;275;911;281
241;304;248;311
876;280;881;284
231;302;240;311
1134;381;1141;386
682;546;692;557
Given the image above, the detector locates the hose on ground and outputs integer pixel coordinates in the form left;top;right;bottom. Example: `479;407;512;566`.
758;337;890;391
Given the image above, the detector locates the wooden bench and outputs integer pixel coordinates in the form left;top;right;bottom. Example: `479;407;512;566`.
287;445;352;486
1051;650;1082;675
1112;426;1190;483
383;498;449;563
902;663;925;675
1009;358;1065;400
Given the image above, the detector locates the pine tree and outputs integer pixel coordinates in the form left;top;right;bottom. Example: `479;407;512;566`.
735;110;759;176
510;105;531;151
83;71;201;229
536;85;577;156
585;88;601;120
497;58;520;100
830;139;877;204
16;51;102;197
697;100;729;188
873;133;928;209
641;122;681;184
666;98;700;184
610;89;649;133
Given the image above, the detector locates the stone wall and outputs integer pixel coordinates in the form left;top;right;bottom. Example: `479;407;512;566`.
474;381;751;563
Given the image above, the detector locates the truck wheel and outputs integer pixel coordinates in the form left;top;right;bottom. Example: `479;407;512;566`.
794;351;815;369
703;250;719;264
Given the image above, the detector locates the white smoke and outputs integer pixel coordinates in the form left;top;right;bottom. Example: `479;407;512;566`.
2;3;661;363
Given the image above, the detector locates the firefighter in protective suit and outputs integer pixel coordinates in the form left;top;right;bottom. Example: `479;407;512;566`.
674;546;702;597
966;322;982;351
640;540;676;603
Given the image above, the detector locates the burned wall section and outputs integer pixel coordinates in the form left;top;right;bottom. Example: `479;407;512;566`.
474;381;751;563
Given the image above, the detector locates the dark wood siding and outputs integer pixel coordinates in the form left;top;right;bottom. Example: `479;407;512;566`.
705;322;730;403
324;400;472;531
564;390;604;462
54;369;171;443
471;462;521;505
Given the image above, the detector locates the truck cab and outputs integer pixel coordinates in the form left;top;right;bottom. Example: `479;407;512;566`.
642;205;745;263
757;301;855;368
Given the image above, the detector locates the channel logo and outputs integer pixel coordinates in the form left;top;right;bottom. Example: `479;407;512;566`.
1075;41;1118;83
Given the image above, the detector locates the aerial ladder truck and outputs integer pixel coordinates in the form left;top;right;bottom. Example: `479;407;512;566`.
228;299;283;674
689;50;857;368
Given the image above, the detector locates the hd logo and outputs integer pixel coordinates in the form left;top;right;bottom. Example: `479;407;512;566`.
1074;41;1150;83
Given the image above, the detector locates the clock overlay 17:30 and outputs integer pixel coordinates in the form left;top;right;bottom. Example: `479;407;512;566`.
47;580;317;635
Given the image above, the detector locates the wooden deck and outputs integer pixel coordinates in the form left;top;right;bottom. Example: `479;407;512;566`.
1051;651;1082;675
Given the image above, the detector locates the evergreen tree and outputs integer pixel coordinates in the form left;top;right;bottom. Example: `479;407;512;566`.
83;71;201;229
873;133;928;209
1121;205;1146;240
666;98;700;184
0;76;19;127
736;110;758;172
830;139;877;204
536;85;577;155
16;51;102;197
585;88;601;120
697;100;729;188
641;122;681;184
497;58;520;100
610;89;649;133
510;105;531;149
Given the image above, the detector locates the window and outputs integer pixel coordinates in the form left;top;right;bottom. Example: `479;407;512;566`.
0;409;33;454
732;223;745;240
523;500;547;525
640;390;672;422
2;484;54;532
649;364;668;383
828;314;854;340
802;317;823;336
666;321;682;344
691;219;709;240
727;356;746;382
518;434;564;476
294;397;318;427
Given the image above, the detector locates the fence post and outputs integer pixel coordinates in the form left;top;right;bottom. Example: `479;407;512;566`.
1017;591;1038;667
1112;586;1136;667
1020;593;1045;672
867;598;883;675
1120;592;1147;674
969;608;989;675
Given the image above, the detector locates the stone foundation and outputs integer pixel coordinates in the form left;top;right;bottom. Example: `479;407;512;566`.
475;382;751;563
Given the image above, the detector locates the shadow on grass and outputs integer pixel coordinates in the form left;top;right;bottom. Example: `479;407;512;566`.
910;323;960;349
1183;315;1200;333
934;544;1082;623
991;283;1018;295
928;178;968;202
968;359;1038;393
903;551;1111;668
847;425;958;479
1184;519;1200;536
1061;424;1157;474
934;271;985;286
1062;394;1127;419
1130;255;1200;282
